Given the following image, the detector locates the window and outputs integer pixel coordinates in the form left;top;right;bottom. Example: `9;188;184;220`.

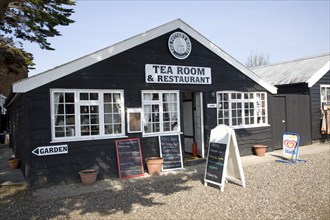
0;95;7;115
142;91;180;135
217;91;268;128
51;89;124;141
320;85;330;110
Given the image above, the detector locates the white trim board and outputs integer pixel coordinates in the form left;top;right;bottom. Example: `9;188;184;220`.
307;61;330;87
13;19;277;94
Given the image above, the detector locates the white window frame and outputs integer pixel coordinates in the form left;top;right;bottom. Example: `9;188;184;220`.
320;84;330;110
50;89;125;142
0;94;6;115
141;90;180;137
216;91;269;129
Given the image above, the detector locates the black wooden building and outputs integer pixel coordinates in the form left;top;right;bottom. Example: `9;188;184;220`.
253;54;330;148
7;19;277;186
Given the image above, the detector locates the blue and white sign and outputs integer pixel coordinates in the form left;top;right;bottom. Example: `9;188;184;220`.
32;145;68;156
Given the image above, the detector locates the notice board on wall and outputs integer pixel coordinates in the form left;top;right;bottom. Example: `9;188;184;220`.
204;125;245;192
115;138;144;179
159;134;183;171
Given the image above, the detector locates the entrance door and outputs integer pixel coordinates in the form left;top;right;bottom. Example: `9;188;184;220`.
182;92;204;158
271;95;312;149
194;92;204;158
272;96;286;149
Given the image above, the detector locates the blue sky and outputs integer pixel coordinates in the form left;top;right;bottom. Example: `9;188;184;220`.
25;0;330;76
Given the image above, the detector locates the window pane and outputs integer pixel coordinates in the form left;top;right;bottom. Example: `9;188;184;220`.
66;127;75;136
65;93;74;102
66;115;75;125
104;104;112;113
104;94;112;102
57;104;64;114
105;125;113;134
55;127;65;137
113;93;121;102
55;116;64;126
152;93;159;100
66;104;74;114
143;93;152;101
90;93;98;100
80;93;88;100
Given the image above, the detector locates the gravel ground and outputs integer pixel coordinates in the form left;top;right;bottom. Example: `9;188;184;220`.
1;150;329;220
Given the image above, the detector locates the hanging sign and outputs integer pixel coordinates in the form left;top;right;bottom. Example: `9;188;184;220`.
32;145;68;156
159;134;183;171
204;125;245;192
145;64;211;85
115;138;144;179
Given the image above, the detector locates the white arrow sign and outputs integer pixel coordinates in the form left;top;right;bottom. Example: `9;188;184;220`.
32;145;68;156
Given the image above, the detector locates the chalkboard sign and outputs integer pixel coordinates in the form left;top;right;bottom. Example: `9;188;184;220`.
115;138;144;179
205;142;227;184
159;134;183;171
204;125;245;192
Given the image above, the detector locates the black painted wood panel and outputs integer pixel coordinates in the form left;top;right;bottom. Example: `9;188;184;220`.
310;71;330;140
10;29;272;186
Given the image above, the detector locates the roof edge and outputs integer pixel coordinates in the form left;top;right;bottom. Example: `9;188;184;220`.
13;18;277;94
13;19;184;93
307;61;330;87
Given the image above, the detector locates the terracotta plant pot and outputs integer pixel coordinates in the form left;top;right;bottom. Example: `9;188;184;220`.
145;157;163;176
8;158;20;169
253;145;268;157
78;169;98;185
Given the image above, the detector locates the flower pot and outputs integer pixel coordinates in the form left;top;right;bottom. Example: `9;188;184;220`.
79;169;98;185
8;158;20;169
145;157;163;176
252;145;268;157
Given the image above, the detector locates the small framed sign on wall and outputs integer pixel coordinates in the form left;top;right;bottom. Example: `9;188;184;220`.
127;108;142;133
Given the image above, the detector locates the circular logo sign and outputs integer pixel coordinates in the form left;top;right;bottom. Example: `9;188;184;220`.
168;32;192;60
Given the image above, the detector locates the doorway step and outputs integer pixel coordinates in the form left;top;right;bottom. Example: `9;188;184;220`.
184;152;206;166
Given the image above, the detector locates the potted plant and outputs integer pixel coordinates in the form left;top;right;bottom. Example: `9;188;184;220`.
78;169;98;185
8;156;20;169
252;144;268;157
145;157;163;176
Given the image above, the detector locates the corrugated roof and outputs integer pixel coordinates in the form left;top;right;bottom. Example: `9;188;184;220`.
252;54;330;86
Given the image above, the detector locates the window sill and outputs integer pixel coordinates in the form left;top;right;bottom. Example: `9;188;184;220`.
231;124;270;129
50;135;128;143
142;132;183;138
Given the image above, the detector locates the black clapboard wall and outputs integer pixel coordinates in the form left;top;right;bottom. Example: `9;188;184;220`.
115;138;144;178
159;135;183;170
205;142;227;184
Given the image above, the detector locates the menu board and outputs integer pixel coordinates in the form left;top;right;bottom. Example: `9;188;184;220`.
159;134;183;171
205;142;227;184
115;138;144;179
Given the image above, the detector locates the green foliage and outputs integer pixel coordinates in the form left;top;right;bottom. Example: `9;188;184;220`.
0;0;75;71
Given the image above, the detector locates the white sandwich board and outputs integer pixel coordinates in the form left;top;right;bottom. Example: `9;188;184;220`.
204;125;245;192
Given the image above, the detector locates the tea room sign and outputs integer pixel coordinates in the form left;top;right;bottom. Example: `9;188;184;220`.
145;64;211;85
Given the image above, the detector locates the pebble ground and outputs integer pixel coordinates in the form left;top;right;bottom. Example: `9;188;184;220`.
0;150;329;220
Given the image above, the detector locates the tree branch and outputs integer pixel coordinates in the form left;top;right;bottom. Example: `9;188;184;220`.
0;0;24;21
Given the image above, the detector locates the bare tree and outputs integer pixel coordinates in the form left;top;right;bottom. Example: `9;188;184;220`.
246;51;270;68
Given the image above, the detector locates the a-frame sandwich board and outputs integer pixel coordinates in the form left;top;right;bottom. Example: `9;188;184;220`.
204;125;245;192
